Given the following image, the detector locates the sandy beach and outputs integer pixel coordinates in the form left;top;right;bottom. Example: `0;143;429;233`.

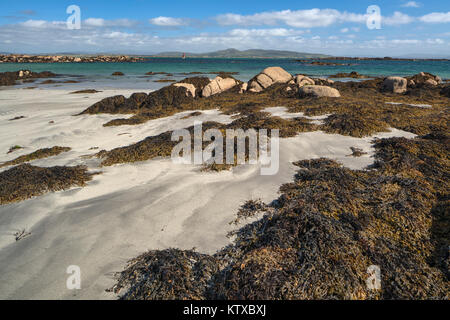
0;86;421;299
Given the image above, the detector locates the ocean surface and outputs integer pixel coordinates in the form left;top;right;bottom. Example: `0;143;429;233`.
1;58;449;90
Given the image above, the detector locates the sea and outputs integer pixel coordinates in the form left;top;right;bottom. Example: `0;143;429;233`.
1;58;449;91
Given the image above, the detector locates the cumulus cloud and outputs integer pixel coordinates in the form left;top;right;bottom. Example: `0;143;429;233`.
84;18;138;27
420;12;450;23
228;28;306;37
149;16;188;26
1;9;449;56
383;12;415;25
426;38;445;44
402;1;421;8
216;9;366;28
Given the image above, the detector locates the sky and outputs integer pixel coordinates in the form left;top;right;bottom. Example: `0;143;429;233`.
0;0;449;57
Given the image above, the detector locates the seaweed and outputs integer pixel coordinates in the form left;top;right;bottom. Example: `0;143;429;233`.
112;134;449;300
0;164;95;204
1;146;71;168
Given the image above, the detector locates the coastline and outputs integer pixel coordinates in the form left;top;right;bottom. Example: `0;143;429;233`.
0;65;448;299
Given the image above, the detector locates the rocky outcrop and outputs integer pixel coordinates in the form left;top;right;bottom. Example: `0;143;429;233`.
294;75;315;87
407;72;443;87
239;83;248;94
0;70;57;86
202;76;238;97
248;67;293;92
112;72;125;76
383;77;408;94
299;85;341;98
0;54;143;63
173;83;197;97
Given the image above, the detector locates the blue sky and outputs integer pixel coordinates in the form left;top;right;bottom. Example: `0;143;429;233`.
0;0;449;56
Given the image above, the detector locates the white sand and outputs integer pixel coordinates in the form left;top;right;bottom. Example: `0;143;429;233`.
386;101;432;109
0;88;416;299
263;106;330;124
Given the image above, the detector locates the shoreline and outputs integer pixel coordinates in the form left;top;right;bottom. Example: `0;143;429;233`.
0;66;448;299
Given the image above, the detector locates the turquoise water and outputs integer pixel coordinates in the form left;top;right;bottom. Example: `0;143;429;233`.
1;58;449;90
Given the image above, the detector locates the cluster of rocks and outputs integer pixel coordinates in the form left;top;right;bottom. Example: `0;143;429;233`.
244;66;339;98
153;66;341;99
0;70;57;86
0;54;143;63
383;72;444;94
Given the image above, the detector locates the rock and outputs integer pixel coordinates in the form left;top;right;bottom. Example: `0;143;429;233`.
74;57;82;62
112;72;124;76
239;83;248;94
173;83;196;98
295;75;315;87
408;72;442;87
202;76;238;97
299;85;341;98
248;67;292;92
425;79;438;86
383;77;407;94
0;70;56;86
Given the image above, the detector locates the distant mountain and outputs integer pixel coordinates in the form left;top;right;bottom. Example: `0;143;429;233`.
152;48;330;59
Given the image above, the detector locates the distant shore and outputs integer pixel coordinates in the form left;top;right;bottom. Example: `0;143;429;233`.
0;54;144;63
1;53;449;63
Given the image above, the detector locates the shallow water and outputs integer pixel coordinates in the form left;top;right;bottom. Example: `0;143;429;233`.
1;58;449;90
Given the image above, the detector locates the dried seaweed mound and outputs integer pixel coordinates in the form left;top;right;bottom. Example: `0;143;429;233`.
98;114;318;167
441;85;450;98
227;112;318;138
111;249;220;300
0;164;94;204
320;113;390;137
79;93;147;115
80;77;210;116
0;146;71;168
112;135;449;300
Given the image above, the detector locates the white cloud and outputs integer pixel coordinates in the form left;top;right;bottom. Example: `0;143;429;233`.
84;18;137;27
426;38;445;44
228;28;305;37
149;16;187;27
216;9;366;28
340;28;349;33
84;18;104;27
420;12;450;23
383;12;415;25
19;20;65;28
402;1;420;8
